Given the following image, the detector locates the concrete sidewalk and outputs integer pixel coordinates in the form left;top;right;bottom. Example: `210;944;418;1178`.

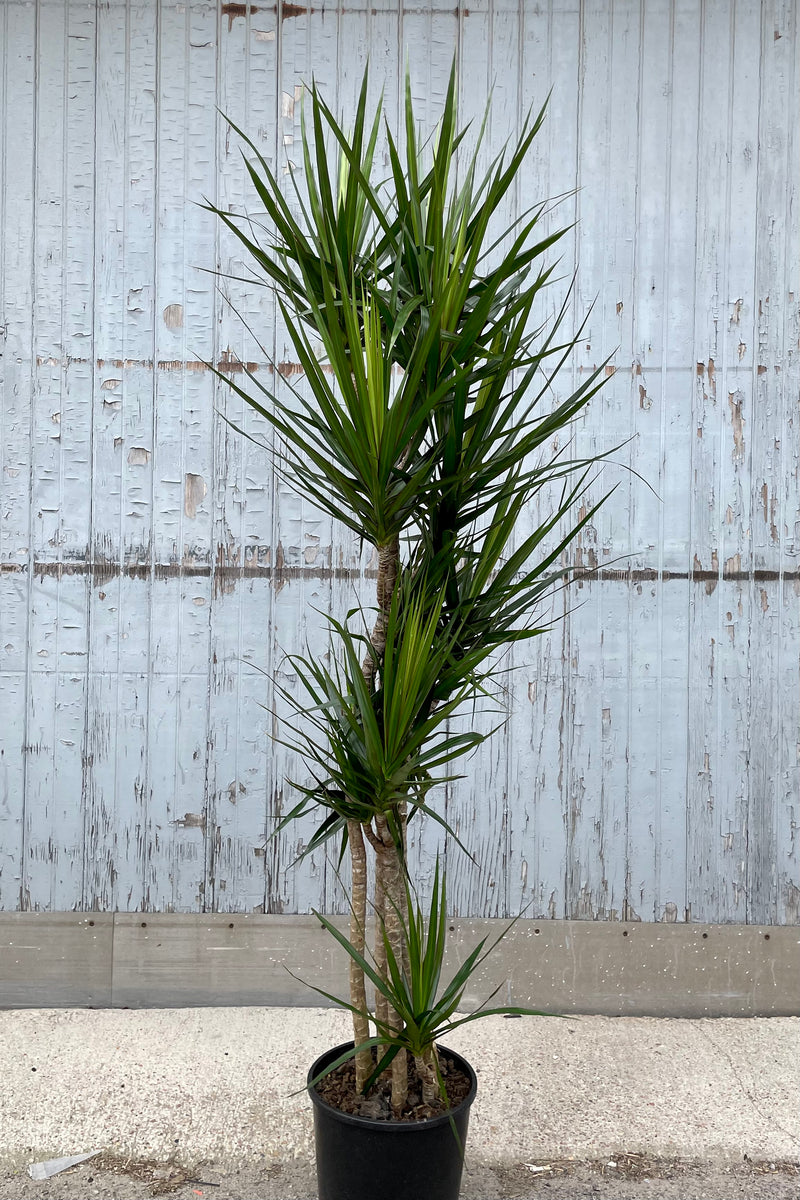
1;1008;798;1196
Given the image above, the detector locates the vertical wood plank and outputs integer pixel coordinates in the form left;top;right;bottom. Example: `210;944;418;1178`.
505;0;554;921
685;0;749;923
18;0;91;910
627;0;682;922
116;0;160;911
207;0;267;914
261;5;320;915
566;0;642;921
646;0;694;922
83;0;128;910
22;0;70;909
507;0;582;921
748;0;799;924
51;1;97;910
1;0;37;909
141;0;218;912
776;0;800;922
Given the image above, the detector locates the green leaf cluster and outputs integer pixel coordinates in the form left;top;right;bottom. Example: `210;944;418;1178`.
302;860;562;1096
209;64;614;845
209;64;611;553
272;578;497;860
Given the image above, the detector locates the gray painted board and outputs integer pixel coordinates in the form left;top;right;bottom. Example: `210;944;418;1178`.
0;913;113;1008
2;913;798;1018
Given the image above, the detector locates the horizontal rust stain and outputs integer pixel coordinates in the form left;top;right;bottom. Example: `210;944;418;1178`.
35;355;340;376
2;560;797;584
38;356;253;373
221;4;469;27
222;3;259;31
220;2;316;26
2;559;379;583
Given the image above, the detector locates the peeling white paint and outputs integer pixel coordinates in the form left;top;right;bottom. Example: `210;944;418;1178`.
0;0;796;926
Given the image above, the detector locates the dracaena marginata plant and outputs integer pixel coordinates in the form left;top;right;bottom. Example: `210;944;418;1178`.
207;64;613;1116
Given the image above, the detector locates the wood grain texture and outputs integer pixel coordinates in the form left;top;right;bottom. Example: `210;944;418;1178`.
0;0;797;924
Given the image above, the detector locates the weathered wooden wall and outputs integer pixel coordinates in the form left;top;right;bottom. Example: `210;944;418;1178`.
0;0;797;924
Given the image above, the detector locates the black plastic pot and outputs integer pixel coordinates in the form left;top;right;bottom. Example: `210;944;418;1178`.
307;1042;478;1200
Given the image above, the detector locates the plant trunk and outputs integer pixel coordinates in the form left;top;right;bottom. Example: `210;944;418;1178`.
373;846;389;1052
375;813;408;1115
347;818;372;1093
413;1045;440;1107
397;797;410;982
354;535;407;1106
362;536;400;687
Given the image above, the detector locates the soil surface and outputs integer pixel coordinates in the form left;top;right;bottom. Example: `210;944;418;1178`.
315;1048;471;1121
0;1153;797;1199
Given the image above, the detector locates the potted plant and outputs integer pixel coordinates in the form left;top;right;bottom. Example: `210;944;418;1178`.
208;64;611;1200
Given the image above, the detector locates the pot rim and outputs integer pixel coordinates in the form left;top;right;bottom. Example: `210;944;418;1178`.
307;1041;478;1132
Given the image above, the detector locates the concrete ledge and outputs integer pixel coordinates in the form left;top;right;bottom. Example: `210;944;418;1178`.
1;914;798;1015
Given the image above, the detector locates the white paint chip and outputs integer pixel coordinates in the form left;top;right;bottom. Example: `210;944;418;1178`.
253;28;275;41
101;379;121;391
127;447;151;466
